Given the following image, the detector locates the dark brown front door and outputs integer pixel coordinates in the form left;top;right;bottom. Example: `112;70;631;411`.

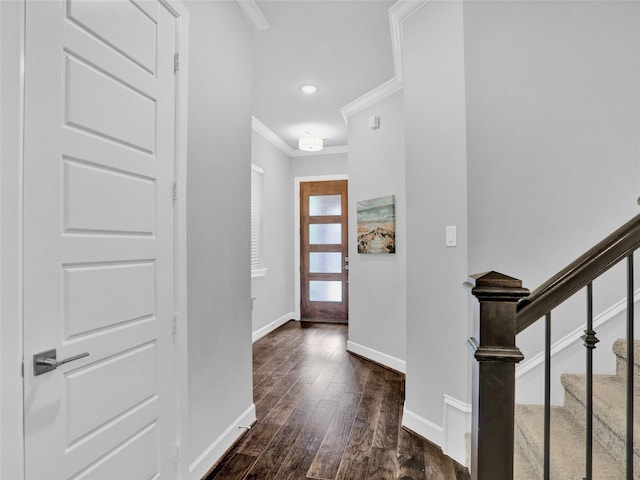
300;180;348;322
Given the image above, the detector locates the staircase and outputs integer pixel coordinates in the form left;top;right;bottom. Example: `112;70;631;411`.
468;215;640;480
514;340;640;479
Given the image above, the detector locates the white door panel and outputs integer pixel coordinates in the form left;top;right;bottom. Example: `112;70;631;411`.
63;159;157;236
23;1;178;478
64;54;157;153
67;0;158;74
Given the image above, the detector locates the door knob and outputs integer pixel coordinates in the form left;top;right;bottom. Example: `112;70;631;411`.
33;349;89;376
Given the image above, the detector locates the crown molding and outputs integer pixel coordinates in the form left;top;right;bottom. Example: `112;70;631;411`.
252;117;348;158
252;1;432;147
232;0;270;32
339;0;431;123
252;116;294;156
339;77;403;123
388;0;431;84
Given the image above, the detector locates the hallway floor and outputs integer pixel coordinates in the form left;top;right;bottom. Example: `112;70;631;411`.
204;321;469;480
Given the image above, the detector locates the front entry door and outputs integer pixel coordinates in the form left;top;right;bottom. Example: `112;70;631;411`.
23;1;179;478
300;180;349;322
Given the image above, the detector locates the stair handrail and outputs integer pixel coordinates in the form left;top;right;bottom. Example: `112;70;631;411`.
517;213;640;332
468;212;640;480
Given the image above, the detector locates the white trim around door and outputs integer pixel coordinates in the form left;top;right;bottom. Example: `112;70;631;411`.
163;0;190;478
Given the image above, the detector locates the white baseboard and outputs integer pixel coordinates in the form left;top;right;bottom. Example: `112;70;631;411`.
252;312;295;343
346;340;406;373
187;404;256;479
402;406;443;446
442;395;471;467
402;397;471;468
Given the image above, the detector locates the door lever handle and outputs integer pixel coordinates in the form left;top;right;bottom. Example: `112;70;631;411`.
33;349;89;376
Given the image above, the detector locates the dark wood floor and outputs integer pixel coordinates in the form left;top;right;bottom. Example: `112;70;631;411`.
204;321;470;480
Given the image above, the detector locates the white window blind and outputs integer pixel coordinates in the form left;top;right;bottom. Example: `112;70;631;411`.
251;164;265;276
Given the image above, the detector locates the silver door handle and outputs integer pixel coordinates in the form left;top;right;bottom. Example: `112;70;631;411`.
33;349;89;376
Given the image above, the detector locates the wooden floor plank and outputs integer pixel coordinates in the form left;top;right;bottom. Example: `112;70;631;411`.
236;422;281;457
365;448;398;480
423;438;458;480
244;424;301;476
335;459;369;480
260;379;312;426
274;399;337;480
254;359;313;419
397;427;428;480
372;379;403;450
207;453;257;480
204;322;470;480
341;368;386;463
306;392;361;479
333;355;371;394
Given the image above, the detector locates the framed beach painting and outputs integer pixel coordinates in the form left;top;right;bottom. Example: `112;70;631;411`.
357;195;395;254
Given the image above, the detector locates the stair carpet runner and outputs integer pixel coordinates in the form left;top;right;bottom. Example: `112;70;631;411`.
514;340;639;480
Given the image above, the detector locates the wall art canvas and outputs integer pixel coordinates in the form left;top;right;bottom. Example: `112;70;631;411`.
357;195;396;254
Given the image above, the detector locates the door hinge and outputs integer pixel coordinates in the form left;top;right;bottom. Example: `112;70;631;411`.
172;181;178;203
175;443;182;463
174;52;180;74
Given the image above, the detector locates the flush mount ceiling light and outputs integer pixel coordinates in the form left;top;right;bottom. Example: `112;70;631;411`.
300;84;318;94
298;134;323;152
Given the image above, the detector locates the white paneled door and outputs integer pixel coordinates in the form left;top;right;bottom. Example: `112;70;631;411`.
23;1;179;478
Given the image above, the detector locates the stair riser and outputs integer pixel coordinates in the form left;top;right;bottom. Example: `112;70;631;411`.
613;339;640;386
616;356;640;387
564;388;640;479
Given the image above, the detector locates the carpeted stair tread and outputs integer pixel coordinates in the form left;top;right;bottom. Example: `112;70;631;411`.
515;404;625;479
561;373;640;475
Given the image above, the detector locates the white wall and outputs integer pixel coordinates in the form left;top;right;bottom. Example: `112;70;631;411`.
251;132;295;339
184;2;255;477
291;152;348;178
401;1;470;463
464;1;640;398
346;91;407;372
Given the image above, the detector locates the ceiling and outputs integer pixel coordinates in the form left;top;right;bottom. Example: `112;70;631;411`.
245;0;397;154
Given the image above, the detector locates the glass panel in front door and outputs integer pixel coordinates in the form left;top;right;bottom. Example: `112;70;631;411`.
309;194;342;216
309;252;342;273
309;224;342;244
309;280;343;302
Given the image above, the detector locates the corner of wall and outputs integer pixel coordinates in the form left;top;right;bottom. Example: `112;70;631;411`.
252;312;294;343
402;393;471;468
442;395;471;467
402;406;443;446
187;404;256;480
346;340;406;374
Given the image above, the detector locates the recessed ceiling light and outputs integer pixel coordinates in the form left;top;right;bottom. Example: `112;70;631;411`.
301;85;318;94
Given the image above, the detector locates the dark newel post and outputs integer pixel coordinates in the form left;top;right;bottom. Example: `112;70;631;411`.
467;272;529;480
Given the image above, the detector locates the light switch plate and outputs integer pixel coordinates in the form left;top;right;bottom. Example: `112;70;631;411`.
446;226;456;247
